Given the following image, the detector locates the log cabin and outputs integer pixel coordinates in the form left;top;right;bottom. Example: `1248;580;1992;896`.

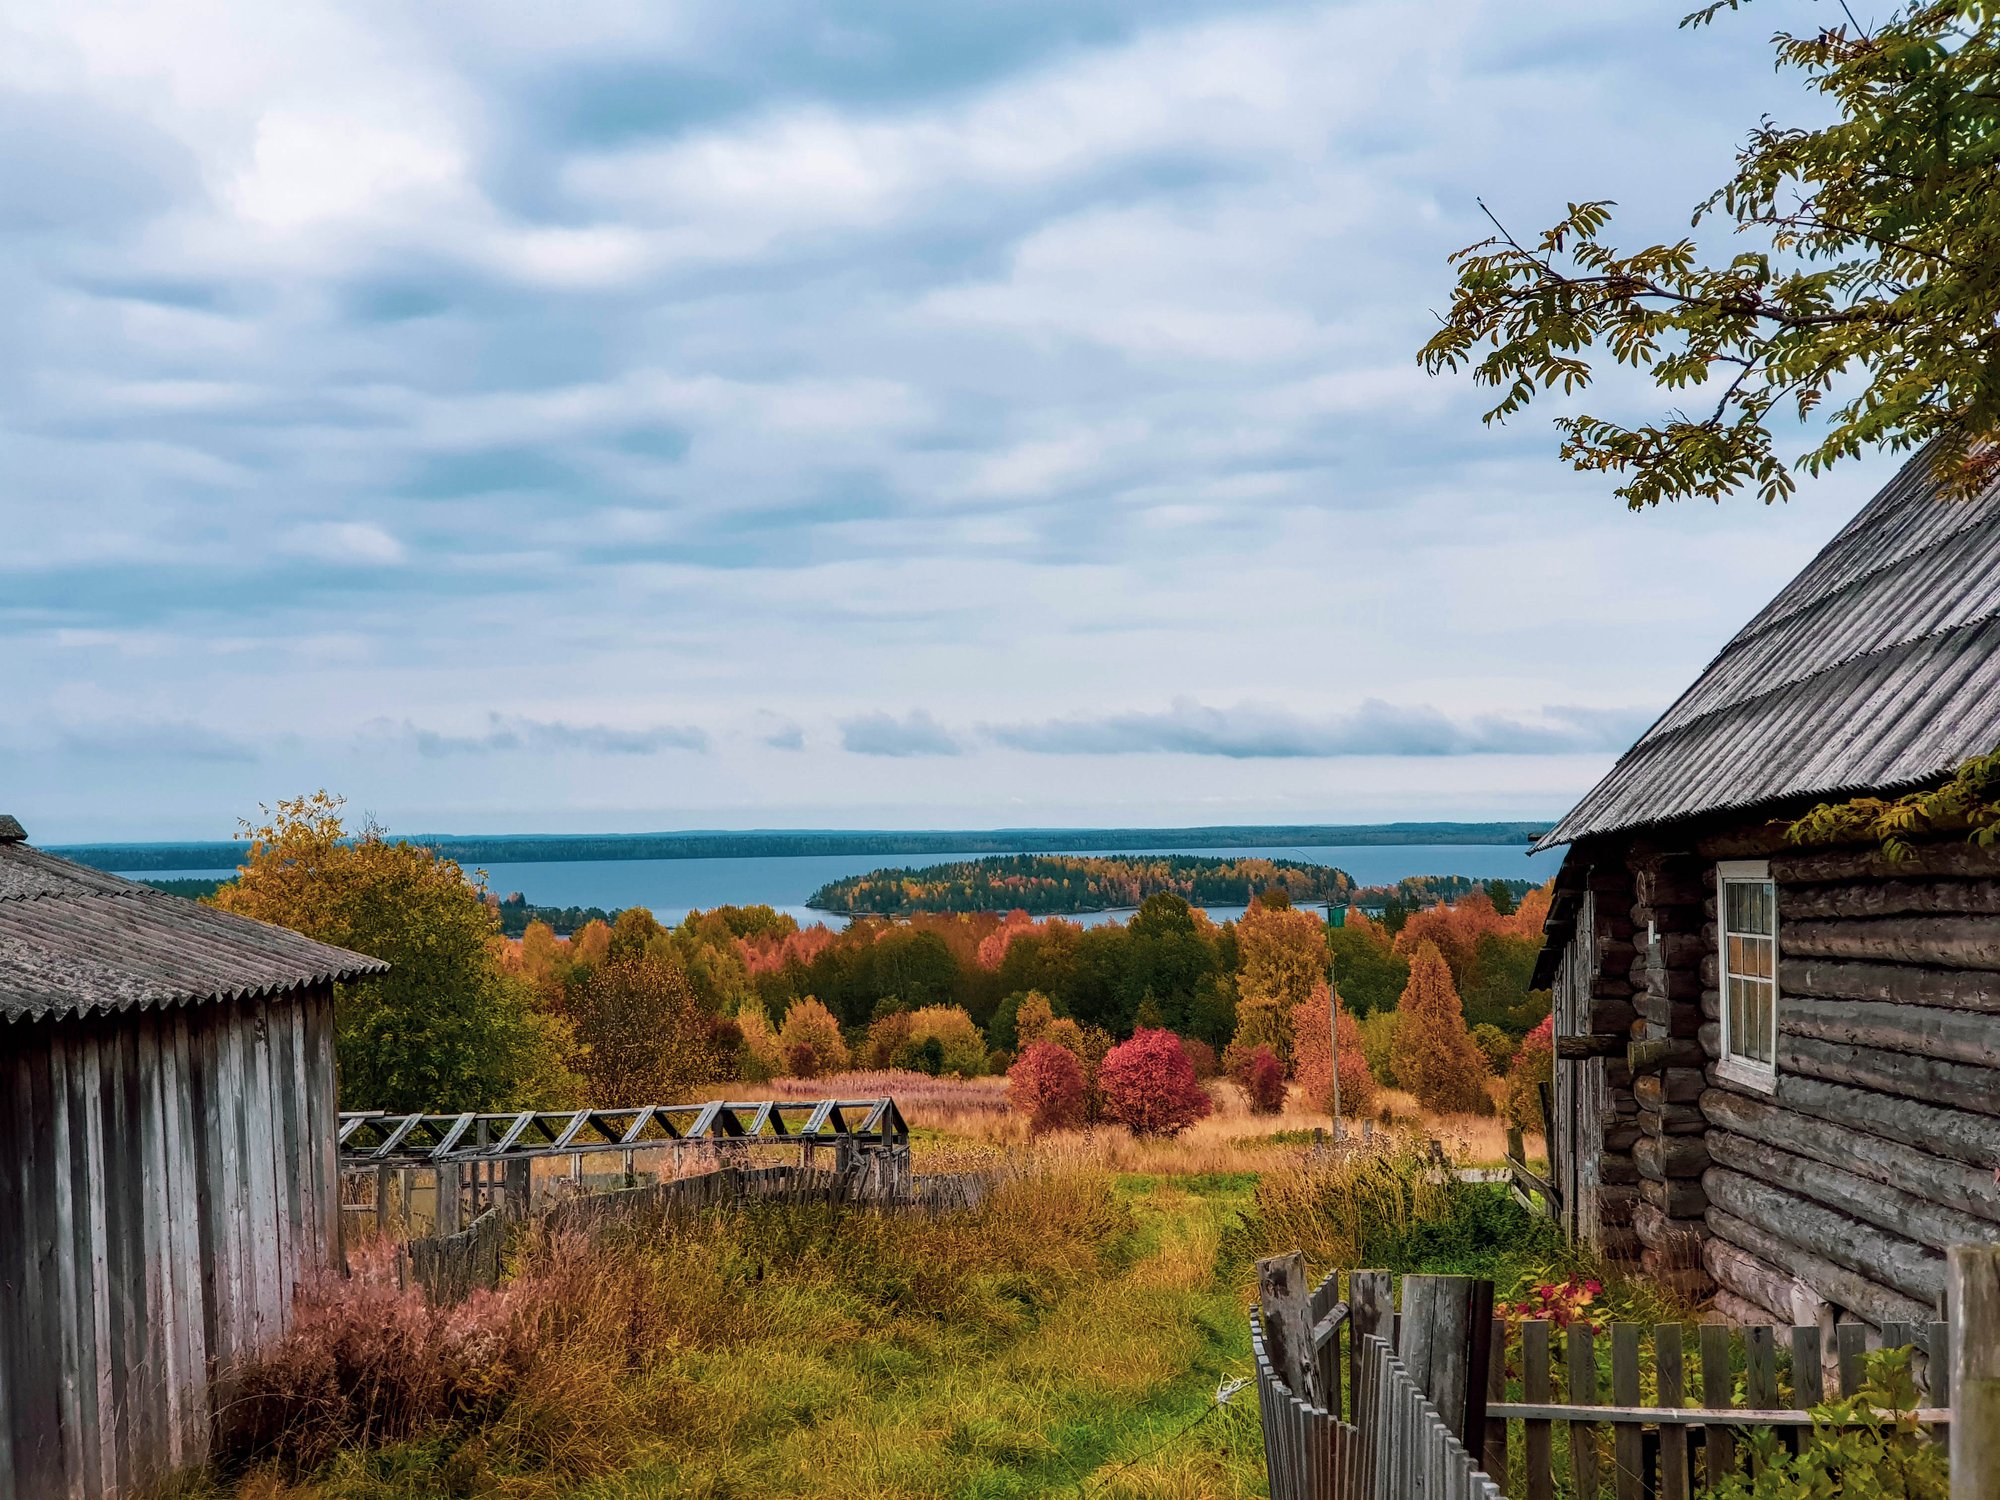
0;816;385;1498
1533;450;2000;1333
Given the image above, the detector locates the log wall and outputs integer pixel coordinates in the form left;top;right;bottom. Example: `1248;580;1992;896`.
1682;832;2000;1331
1550;866;1642;1262
0;986;341;1498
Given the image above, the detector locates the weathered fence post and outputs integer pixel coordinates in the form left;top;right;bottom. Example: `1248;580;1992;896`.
1257;1252;1326;1408
1951;1245;2000;1500
436;1162;460;1235
503;1157;530;1220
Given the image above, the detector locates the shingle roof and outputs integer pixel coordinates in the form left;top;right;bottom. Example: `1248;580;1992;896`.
0;822;387;1023
1536;448;2000;851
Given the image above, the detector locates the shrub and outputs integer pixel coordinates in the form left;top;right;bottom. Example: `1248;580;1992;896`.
1389;941;1494;1114
1243;1045;1288;1115
863;1009;914;1069
777;997;850;1076
1097;1028;1213;1137
1471;1022;1516;1072
890;1004;988;1077
736;1001;785;1083
1008;1040;1089;1133
1289;986;1379;1119
1506;1015;1555;1131
1705;1349;1945;1500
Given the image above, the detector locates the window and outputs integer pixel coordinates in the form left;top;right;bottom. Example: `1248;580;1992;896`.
1717;860;1778;1088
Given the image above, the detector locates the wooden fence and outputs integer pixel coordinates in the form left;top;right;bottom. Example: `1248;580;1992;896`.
396;1161;994;1303
1255;1246;2000;1499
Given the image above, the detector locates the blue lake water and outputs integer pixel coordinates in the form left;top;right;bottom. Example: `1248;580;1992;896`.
127;841;1557;930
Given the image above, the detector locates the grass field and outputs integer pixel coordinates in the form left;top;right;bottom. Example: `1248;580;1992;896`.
191;1074;1601;1500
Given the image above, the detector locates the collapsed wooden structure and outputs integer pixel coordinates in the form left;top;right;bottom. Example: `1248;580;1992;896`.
0;818;383;1499
1534;448;2000;1330
338;1098;913;1233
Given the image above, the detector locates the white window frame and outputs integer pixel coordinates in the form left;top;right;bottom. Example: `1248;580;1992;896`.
1716;859;1779;1093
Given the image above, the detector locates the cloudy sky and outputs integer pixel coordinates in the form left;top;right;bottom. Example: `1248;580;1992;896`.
1;0;1895;842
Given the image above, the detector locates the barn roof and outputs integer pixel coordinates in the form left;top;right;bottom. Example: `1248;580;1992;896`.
0;821;387;1024
1536;447;2000;851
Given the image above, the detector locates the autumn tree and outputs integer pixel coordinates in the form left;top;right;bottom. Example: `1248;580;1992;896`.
213;792;577;1112
1242;1046;1287;1115
1327;909;1410;1017
1507;1015;1556;1133
777;996;850;1076
890;1005;988;1077
1289;983;1379;1120
1008;1041;1088;1134
562;954;721;1105
1389;940;1495;1115
1422;3;2000;507
1096;1029;1212;1138
1233;898;1328;1066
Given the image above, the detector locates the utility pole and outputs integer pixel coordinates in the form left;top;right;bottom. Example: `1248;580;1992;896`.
1325;898;1342;1142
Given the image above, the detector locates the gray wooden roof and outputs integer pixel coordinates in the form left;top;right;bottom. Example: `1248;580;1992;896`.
0;821;386;1024
1537;448;2000;850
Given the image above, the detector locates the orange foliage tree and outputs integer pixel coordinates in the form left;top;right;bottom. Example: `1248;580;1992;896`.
1389;941;1494;1114
1233;898;1327;1067
777;997;850;1076
1289;983;1378;1120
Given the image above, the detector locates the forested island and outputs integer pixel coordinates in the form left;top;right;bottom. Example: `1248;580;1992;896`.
811;854;1538;917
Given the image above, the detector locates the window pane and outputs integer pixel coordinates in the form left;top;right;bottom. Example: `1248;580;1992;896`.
1747;979;1775;1064
1728;976;1750;1048
1725;879;1774;937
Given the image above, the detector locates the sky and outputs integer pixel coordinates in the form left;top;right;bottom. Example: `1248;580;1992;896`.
0;0;1899;842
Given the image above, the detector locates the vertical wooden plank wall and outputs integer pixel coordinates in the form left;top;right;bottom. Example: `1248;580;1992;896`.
0;983;341;1499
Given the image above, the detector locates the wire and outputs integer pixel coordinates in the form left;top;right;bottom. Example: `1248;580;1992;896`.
1072;1375;1254;1498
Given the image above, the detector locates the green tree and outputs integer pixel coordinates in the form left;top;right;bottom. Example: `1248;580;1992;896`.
1326;914;1410;1019
213;792;577;1112
1422;2;2000;508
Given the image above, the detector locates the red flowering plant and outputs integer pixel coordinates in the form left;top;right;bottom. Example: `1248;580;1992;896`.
1496;1274;1602;1333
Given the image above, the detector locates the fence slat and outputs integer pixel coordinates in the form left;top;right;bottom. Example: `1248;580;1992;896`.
1700;1323;1735;1489
1837;1322;1868;1398
1791;1324;1823;1411
1482;1317;1508;1483
1523;1320;1553;1500
1567;1325;1598;1499
1929;1318;1953;1409
1744;1325;1777;1478
1657;1324;1688;1500
1610;1324;1642;1500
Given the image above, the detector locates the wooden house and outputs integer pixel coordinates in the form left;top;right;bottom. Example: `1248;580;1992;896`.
0;816;385;1497
1534;451;2000;1333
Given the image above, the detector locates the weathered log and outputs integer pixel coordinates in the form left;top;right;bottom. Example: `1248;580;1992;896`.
1704;1203;1936;1327
1640;1102;1706;1135
1651;932;1709;969
1630;1037;1707;1074
1600;1152;1639;1186
1640;1175;1711;1218
1779;1034;2000;1120
1756;1070;2000;1171
1701;953;1718;988
1557;1033;1627;1060
1634;994;1704;1035
1698;1020;1720;1058
1634;1133;1710;1179
1598;938;1638;971
1634;1069;1705;1107
1702;1167;1944;1307
1592;976;1636;1000
1605;1058;1634;1089
1598;1226;1641;1259
1780;957;2000;1014
1703;1236;1823;1326
1782;915;2000;971
1602;1120;1642;1152
1706;1130;1998;1258
1770;841;2000;885
1699;987;1720;1021
1590;998;1637;1034
1702;1083;2000;1223
1635;967;1704;1003
1633;1199;1707;1253
1780;997;2000;1070
1696;825;1792;860
1712;1289;1788;1330
1634;865;1711;908
1780;878;2000;921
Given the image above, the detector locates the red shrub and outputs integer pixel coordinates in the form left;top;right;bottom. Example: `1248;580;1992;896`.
1243;1044;1287;1115
1506;1014;1555;1130
1096;1028;1213;1138
1008;1040;1088;1134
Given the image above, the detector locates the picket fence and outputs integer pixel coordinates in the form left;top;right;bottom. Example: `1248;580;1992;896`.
1253;1254;2000;1500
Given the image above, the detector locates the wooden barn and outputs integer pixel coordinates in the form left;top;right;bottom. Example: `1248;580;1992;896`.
0;816;384;1498
1534;450;2000;1334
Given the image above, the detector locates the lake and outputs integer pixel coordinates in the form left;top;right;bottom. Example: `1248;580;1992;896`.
126;841;1557;930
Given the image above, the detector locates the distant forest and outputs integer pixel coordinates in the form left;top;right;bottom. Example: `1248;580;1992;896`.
812;855;1539;917
55;820;1544;873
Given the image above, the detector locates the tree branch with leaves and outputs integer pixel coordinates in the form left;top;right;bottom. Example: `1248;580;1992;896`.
1422;2;2000;507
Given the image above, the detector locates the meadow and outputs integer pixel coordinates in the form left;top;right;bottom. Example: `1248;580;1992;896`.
181;1075;1652;1500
